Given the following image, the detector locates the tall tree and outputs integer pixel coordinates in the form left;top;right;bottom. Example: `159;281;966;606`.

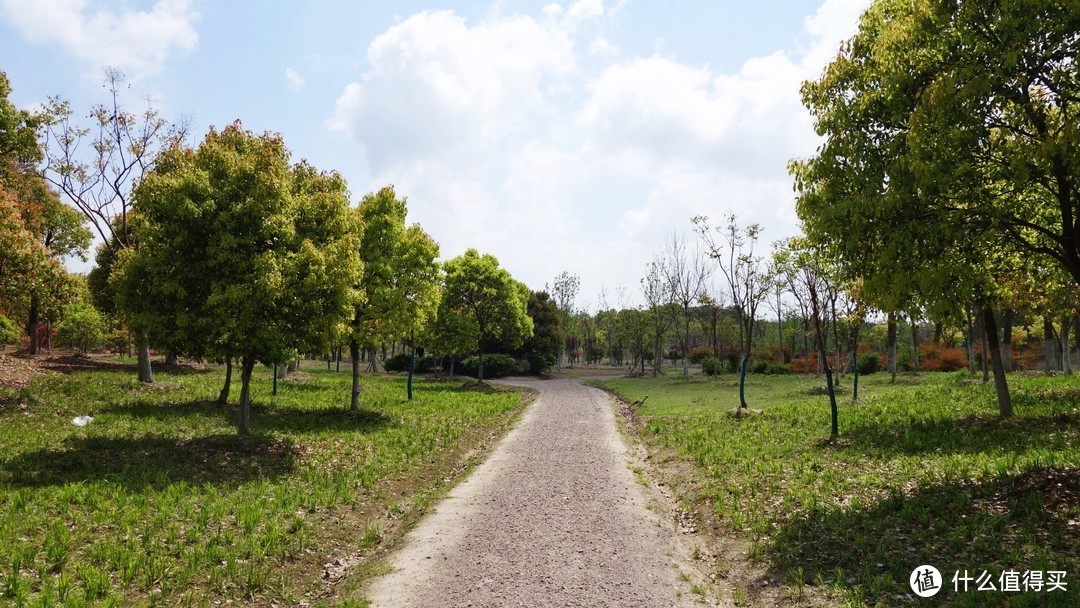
40;68;189;382
348;186;439;407
661;232;713;380
118;123;363;434
519;290;563;375
548;271;579;369
694;214;769;409
442;249;533;382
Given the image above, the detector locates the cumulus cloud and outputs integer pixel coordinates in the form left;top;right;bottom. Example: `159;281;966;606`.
0;0;199;78
328;0;868;299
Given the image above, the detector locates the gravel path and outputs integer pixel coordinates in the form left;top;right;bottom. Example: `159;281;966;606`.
365;377;708;607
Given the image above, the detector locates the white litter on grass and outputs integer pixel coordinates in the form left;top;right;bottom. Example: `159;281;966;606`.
72;416;93;426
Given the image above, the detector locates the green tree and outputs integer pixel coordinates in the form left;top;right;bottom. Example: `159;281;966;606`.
120;123;363;434
424;292;477;376
518;290;562;375
348;186;439;407
54;300;105;355
442;249;533;382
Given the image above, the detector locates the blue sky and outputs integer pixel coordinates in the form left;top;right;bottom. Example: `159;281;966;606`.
1;0;869;309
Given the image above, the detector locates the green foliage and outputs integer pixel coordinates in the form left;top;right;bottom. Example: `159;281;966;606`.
460;354;526;379
518;291;561;374
700;356;723;376
122;124;364;433
383;353;439;374
54;301;105;354
0;313;18;346
856;352;881;375
441;249;533;381
687;346;713;365
0;363;527;606
751;359;770;374
352;186;440;348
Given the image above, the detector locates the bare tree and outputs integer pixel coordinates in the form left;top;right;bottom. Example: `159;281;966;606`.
547;271;579;370
40;68;188;382
661;232;712;380
694;214;769;409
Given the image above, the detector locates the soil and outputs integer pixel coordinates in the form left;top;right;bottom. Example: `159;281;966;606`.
364;377;726;607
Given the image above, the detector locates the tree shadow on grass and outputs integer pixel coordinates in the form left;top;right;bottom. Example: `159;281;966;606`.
839;411;1077;458
98;399;391;435
2;433;298;489
764;468;1079;607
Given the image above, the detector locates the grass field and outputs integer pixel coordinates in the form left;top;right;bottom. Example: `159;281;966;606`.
589;371;1080;607
0;358;530;607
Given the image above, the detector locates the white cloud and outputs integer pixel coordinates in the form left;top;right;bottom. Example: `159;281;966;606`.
0;0;199;78
285;67;305;92
327;1;869;300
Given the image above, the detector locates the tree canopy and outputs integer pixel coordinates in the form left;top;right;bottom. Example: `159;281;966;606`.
119;122;363;434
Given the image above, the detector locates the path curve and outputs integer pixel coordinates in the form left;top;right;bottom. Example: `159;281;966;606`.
365;377;707;607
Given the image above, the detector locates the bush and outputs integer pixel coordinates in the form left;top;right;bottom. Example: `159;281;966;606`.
919;345;969;372
766;363;789;375
54;302;105;354
104;329;131;355
751;359;770;374
0;314;19;347
701;356;723;376
857;353;881;375
460;354;526;379
525;352;556;375
725;352;741;373
383;353;439;373
687;347;713;365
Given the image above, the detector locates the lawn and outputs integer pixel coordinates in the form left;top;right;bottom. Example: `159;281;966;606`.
589;371;1080;607
0;358;530;607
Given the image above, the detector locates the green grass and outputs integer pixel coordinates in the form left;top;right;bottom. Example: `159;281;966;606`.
589;371;1080;607
0;360;528;607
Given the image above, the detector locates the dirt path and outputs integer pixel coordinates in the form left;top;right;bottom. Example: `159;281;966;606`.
365;377;714;607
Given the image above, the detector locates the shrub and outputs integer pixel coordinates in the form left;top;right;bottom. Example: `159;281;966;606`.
383;353;439;373
725;352;741;373
54;302;105;354
687;347;713;365
857;353;881;375
0;314;19;347
919;345;969;372
767;363;789;375
751;359;770;374
460;354;526;379
701;357;723;376
104;329;130;355
525;352;556;375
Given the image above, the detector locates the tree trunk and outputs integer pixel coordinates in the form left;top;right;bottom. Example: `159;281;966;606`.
933;321;943;345
238;355;256;435
982;307;1012;417
886;312;897;382
27;293;40;354
136;339;153;383
910;313;920;373
1061;314;1073;376
965;306;976;373
1044;316;1057;372
350;340;361;411
824;355;838;438
738;354;749;409
979;315;989;383
407;345;416;400
478;343;485;382
449;356;456;377
217;356;233;404
276;364;287;379
1002;309;1015;372
165;351;178;366
777;311;784;364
